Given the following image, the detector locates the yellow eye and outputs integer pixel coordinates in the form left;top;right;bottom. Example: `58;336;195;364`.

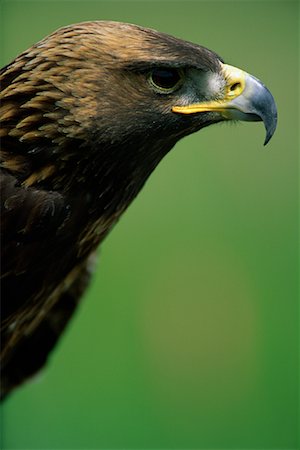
149;68;183;93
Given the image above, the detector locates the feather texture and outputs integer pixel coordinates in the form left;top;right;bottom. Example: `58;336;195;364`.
0;21;243;398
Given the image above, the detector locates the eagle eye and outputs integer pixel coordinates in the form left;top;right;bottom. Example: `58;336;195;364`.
149;68;183;93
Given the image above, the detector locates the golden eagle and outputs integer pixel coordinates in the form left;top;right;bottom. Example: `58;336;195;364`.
0;21;277;398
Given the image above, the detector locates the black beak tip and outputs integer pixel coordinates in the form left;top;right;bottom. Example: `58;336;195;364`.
258;85;278;147
263;111;278;146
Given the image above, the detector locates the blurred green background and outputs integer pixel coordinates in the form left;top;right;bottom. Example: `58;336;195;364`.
0;0;298;448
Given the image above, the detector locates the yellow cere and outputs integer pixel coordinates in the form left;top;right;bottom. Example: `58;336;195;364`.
172;63;246;114
222;63;246;100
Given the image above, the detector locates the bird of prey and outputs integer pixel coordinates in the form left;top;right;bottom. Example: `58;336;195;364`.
0;21;277;399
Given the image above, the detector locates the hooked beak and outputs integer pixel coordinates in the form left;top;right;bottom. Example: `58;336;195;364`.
172;63;277;145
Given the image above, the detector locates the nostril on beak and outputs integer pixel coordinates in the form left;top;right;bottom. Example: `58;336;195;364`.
230;82;241;92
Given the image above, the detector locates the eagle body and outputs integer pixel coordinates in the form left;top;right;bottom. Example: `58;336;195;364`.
0;21;277;398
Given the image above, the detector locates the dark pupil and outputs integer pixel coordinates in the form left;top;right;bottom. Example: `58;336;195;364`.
151;68;180;89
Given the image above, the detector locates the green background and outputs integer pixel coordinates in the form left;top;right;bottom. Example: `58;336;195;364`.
0;0;298;448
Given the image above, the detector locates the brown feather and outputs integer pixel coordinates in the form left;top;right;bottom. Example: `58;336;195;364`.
1;20;224;398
